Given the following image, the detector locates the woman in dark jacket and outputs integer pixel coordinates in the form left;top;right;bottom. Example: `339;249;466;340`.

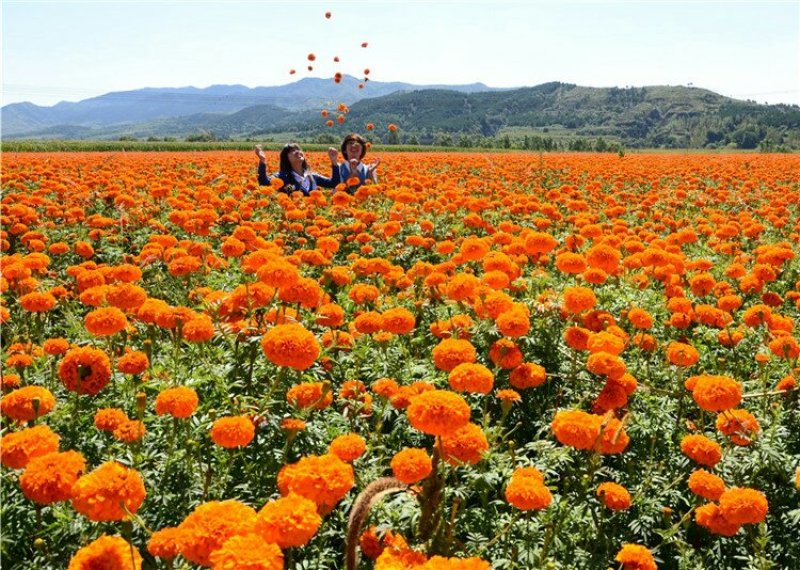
255;143;340;195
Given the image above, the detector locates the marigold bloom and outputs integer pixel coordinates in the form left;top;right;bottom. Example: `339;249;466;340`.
117;350;149;375
716;408;760;446
71;461;146;521
563;286;597;314
551;410;602;450
254;493;322;548
68;535;142;570
440;423;488;466
598;416;630;454
564;326;592;351
176;500;258;566
407;390;471;436
719;487;768;525
381;307;416;334
261;323;320;370
555;252;588;274
277;453;354;512
596;482;632;511
695;503;741;536
507;362;546;389
680;434;722;467
94;407;128;432
666;341;699;367
586;351;627;380
20;450;86;504
113;419;146;443
690;374;742;412
614;544;657;570
155;386;199;418
42;337;70;356
0;424;60;469
287;381;333;410
84;306;128;336
209;533;283;570
391;448;433;484
1;386;56;422
488;338;523;369
329;433;367;463
18;291;57;312
496;305;531;337
183;315;215;342
431;338;477;372
627;307;654;329
688;469;726;501
211;415;255;448
448;362;494;394
372;377;400;399
147;527;182;560
58;346;112;395
523;231;558;255
505;468;552;511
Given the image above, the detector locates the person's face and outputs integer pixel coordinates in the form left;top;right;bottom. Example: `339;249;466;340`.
344;140;362;160
288;147;305;170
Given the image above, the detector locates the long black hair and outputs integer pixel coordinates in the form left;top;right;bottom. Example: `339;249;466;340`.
278;143;309;174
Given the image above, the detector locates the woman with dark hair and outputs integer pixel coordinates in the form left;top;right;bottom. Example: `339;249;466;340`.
255;144;340;195
339;133;380;190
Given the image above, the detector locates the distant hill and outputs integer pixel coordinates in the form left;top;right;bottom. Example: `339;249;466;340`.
3;81;799;150
1;78;497;136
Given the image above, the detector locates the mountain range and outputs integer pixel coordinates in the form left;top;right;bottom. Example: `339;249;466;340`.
3;78;799;150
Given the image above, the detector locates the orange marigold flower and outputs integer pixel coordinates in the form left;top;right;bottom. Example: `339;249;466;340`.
551;410;602;450
695;503;741;536
68;535;142;570
84;307;128;336
113;419;146;443
209;533;283;570
329;433;367;463
147;527;182;560
155;386;199;419
523;231;558;255
598;416;630;454
596;482;632;511
441;422;488;466
0;424;60;469
287;381;333;410
20;450;86;505
496;305;531;337
71;461;146;521
666;341;699;367
586;351;627;380
355;311;383;334
768;335;800;359
117;350;149;375
614;543;657;570
391;448;433;484
316;303;345;328
372;378;400;399
587;331;626;356
254;493;321;548
94;407;128;432
716;408;760;446
627;307;654;329
719;487;768;525
505;467;552;510
488;338;523;369
176;500;258;566
261;323;320;370
431;338;477;372
407;390;471;436
58;346;112;395
277;453;355;512
18;291;57;312
43;337;70;355
1;374;21;389
690;374;742;412
564;326;592;351
448;362;494;394
1;386;56;422
776;375;797;392
106;283;147;310
680;434;722;467
182;315;215;342
688;469;726;501
211;415;255;448
381;307;416;334
562;286;596;314
555;252;588;274
509;362;547;389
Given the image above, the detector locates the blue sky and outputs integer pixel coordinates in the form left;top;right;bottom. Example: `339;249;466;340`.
2;0;799;107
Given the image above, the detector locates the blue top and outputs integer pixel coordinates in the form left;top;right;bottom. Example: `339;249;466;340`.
340;161;369;186
257;162;340;195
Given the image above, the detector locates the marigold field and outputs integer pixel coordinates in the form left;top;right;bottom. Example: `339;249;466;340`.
1;151;800;570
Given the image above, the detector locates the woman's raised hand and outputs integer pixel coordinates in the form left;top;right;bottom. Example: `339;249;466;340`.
327;147;340;165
